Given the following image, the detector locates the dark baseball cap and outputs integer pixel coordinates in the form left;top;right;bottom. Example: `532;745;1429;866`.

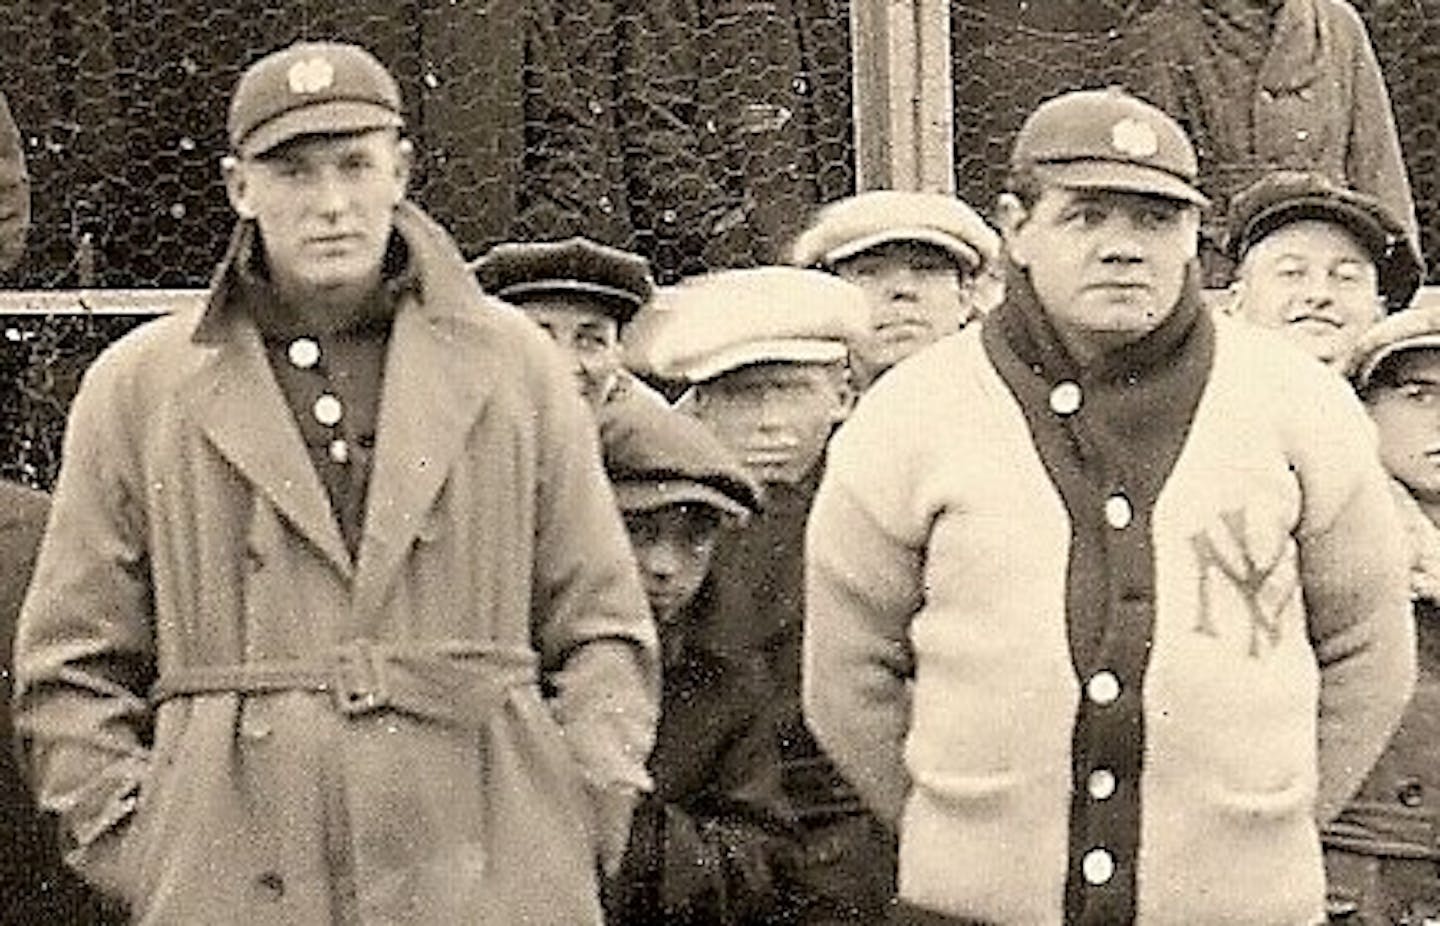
1011;87;1208;207
229;41;404;159
602;402;762;521
1225;170;1423;310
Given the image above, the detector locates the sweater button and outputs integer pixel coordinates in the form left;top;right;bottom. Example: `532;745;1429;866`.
1105;494;1133;529
1087;671;1121;705
1049;381;1082;416
1082;848;1114;885
313;394;343;427
287;337;320;369
1398;778;1425;808
1087;768;1117;800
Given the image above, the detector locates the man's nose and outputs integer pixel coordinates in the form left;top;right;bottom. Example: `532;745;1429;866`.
312;172;348;216
641;539;682;576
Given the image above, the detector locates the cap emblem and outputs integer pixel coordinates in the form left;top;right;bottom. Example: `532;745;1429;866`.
1111;118;1159;158
287;57;335;95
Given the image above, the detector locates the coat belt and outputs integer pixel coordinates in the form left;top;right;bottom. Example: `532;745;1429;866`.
151;639;538;729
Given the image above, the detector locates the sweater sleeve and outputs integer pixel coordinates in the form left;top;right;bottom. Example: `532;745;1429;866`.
803;402;924;827
1291;369;1415;825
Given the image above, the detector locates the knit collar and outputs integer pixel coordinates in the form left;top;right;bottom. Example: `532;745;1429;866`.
1391;479;1440;605
982;262;1215;498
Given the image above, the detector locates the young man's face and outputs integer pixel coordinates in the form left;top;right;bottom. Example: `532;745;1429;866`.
622;504;721;625
832;240;970;376
1005;186;1199;360
226;129;409;301
521;297;623;407
1235;220;1381;367
1366;348;1440;505
691;361;851;486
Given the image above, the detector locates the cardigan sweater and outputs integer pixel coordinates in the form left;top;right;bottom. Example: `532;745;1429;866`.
804;278;1414;925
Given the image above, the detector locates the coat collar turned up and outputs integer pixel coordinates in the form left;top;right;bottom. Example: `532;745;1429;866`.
181;202;503;615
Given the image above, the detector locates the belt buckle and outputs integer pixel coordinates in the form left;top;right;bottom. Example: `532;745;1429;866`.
332;639;389;716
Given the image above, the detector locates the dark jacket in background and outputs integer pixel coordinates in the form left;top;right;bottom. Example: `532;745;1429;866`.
1136;0;1419;277
706;464;897;924
0;480;119;924
608;583;792;925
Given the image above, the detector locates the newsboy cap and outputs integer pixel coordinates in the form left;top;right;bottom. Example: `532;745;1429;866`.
1226;170;1423;311
789;190;1001;273
229;41;404;159
1011;87;1208;207
625;267;869;384
1346;294;1440;389
603;401;762;521
470;237;655;325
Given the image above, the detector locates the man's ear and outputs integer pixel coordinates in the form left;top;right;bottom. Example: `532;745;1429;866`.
832;363;858;422
393;137;414;202
222;155;257;220
995;192;1030;267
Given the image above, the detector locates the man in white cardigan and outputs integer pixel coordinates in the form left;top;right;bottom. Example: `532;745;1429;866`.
804;87;1415;926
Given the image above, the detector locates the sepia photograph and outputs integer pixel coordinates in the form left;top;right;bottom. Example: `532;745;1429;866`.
0;1;1438;923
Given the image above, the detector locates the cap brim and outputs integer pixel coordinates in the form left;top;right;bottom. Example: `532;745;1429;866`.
614;480;751;519
1354;333;1440;389
493;280;643;322
1034;161;1209;207
824;229;981;271
240;101;404;157
682;339;848;383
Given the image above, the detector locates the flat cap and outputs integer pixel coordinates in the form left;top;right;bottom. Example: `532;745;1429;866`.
230;41;404;158
1346;294;1440;388
470;237;654;325
789;190;1001;272
603;401;762;520
1226;170;1423;311
1012;87;1208;207
624;267;870;383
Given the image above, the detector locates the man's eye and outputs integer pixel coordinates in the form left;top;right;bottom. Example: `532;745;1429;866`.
1400;383;1440;404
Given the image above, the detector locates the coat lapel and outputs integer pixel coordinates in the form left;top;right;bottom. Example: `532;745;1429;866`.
190;317;354;578
353;299;493;617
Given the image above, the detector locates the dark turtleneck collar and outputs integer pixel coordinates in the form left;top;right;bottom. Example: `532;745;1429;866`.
982;259;1216;507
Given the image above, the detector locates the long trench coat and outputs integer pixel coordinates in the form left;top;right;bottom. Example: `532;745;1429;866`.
14;202;659;925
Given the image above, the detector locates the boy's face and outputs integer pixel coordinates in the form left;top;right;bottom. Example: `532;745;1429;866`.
521;296;623;407
832;240;970;375
691;361;851;486
225;129;409;301
1005;186;1199;361
1366;348;1440;504
1236;220;1381;367
622;504;721;625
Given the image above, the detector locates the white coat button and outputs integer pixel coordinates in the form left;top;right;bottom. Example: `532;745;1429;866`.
1105;494;1133;529
1083;848;1115;885
313;394;343;427
287;337;320;369
1049;381;1082;416
1088;769;1117;800
1088;671;1121;705
328;438;350;464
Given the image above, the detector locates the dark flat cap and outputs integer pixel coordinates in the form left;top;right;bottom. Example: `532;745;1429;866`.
470;237;654;325
602;402;762;521
1226;170;1423;311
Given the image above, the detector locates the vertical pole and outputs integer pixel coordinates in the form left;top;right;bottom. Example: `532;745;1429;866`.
851;0;954;193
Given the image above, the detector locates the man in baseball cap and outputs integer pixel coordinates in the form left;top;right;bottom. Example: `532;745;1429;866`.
1225;169;1423;369
805;87;1412;925
15;40;660;923
790;191;1002;390
472;237;667;420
